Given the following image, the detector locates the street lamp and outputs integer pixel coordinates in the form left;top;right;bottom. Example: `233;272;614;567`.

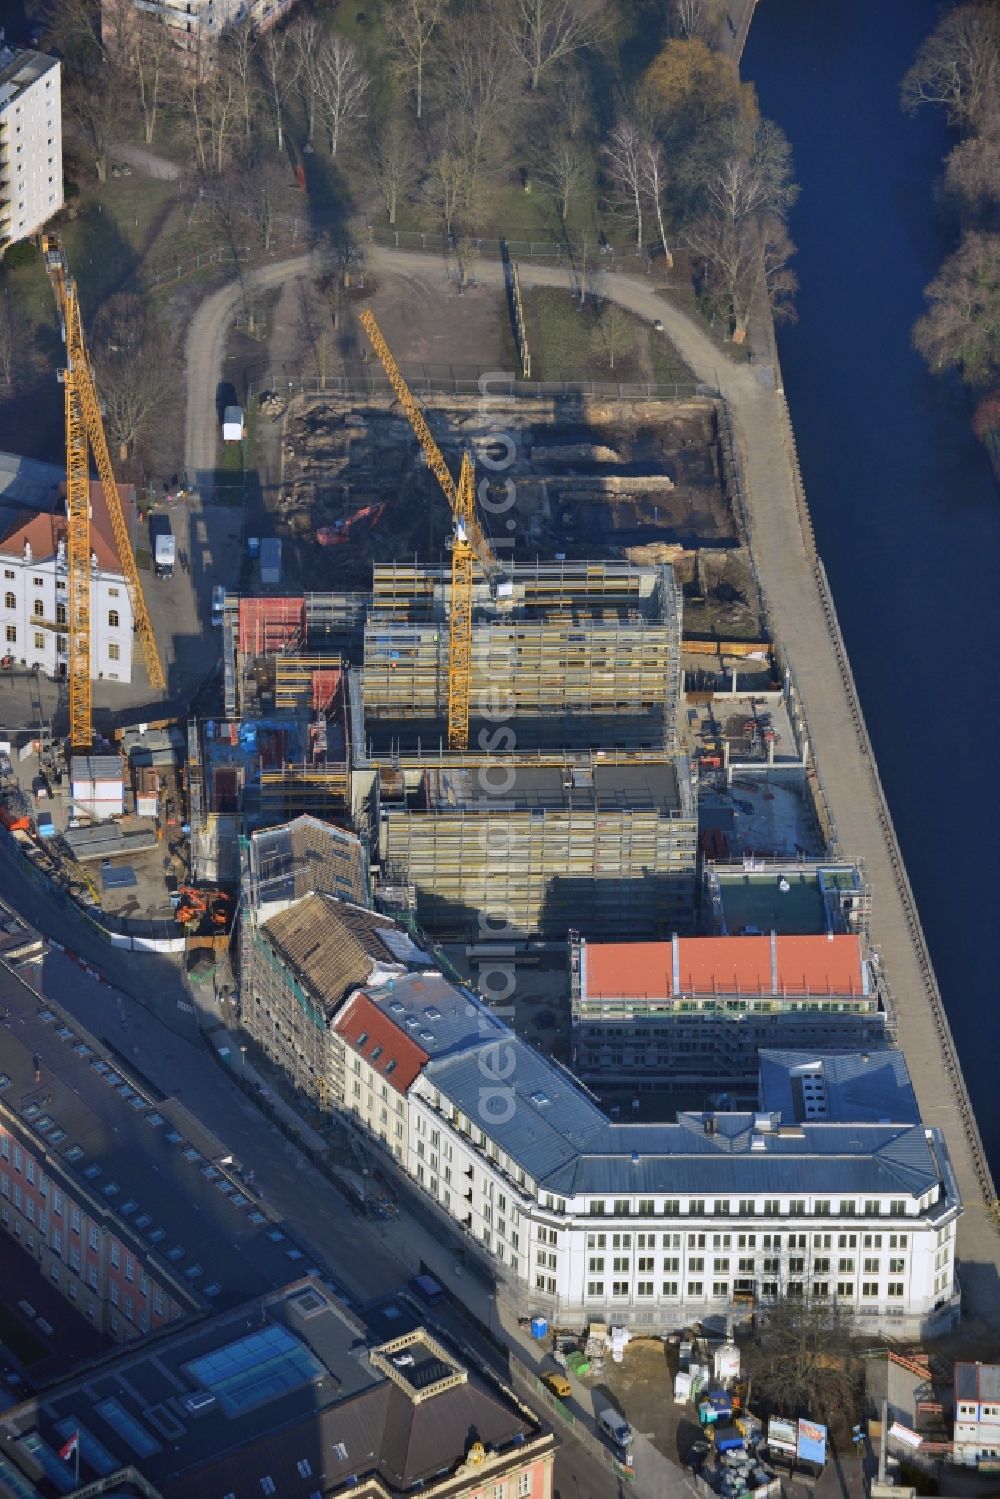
239;1044;247;1076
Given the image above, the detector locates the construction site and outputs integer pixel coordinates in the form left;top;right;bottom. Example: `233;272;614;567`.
0;279;823;970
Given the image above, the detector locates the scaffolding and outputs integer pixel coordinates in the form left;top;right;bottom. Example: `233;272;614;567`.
363;560;682;753
382;765;697;938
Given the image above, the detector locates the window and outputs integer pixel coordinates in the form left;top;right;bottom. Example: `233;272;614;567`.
110;1242;120;1269
3;571;13;580
33;632;44;649
612;1281;629;1297
332;1443;349;1462
587;1281;604;1297
839;1200;856;1217
637;1281;653;1297
108;609;119;628
662;1280;679;1296
260;1481;276;1497
589;1200;606;1216
3;593;13;609
108;587;120;598
838;1258;855;1273
889;1257;905;1273
863;1233;883;1249
789;1199;806;1216
662;1199;680;1216
814;1200;831;1215
687;1281;704;1298
887;1282;904;1298
613;1199;630;1215
862;1282;879;1298
108;643;120;662
5;627;14;643
56;603;66;624
33;600;43;617
836;1281;854;1298
587;1232;606;1249
518;1472;532;1497
688;1257;704;1272
813;1282;829;1297
863;1258;879;1275
763;1199;780;1216
297;1460;312;1479
688;1200;705;1215
713;1281;729;1297
588;1257;604;1273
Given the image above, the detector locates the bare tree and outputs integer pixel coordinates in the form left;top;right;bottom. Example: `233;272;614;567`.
69;73;120;183
901;1;1000;129
945;126;1000;211
537;139;588;223
502;0;605;91
604;117;644;250
424;136;474;236
556;64;591;139
751;1298;861;1422
259;26;301;153
685;208;796;336
91;294;175;461
185;68;238;174
443;11;520;181
670;0;722;40
131;12;174;145
290;12;325;146
913;230;1000;385
640;137;673;266
705;115;798;226
224;20;260;150
372;117;418;225
591;301;634;371
315;35;369;158
387;0;445;121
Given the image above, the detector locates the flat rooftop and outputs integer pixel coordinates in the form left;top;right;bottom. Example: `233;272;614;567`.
758;1049;918;1124
710;863;864;936
0;960;325;1316
419;762;685;815
0;1279;547;1499
0;46;57;99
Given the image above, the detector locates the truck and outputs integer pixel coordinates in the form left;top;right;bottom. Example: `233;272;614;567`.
150;516;176;579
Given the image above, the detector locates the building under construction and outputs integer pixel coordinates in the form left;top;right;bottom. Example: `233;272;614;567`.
189;554;695;937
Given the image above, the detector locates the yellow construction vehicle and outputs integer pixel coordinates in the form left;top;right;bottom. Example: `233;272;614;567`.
359;308;506;751
41;234;165;749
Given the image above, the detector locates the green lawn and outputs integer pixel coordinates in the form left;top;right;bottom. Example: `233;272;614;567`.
522;286;694;385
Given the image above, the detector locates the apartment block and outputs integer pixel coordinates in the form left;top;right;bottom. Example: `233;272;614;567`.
0;46;62;249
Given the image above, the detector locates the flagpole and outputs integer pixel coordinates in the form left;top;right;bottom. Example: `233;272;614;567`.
75;1436;79;1488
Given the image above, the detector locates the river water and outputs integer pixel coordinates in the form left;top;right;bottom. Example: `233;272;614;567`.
742;4;1000;1164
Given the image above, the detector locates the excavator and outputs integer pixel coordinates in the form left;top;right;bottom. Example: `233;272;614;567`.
174;886;232;934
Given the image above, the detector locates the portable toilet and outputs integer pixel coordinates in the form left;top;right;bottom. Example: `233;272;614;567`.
530;1316;548;1340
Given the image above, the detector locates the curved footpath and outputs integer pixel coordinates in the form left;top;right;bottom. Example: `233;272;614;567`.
185;247;1000;1326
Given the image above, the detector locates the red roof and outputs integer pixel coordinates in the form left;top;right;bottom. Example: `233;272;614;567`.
583;934;865;999
0;480;134;573
334;992;429;1094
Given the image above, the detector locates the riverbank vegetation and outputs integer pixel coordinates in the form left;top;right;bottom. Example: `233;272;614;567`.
902;2;1000;468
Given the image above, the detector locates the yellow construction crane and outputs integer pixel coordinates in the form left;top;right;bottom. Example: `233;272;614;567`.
359;307;503;751
41;235;165;749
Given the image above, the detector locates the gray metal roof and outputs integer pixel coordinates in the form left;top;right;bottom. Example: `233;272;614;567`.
423;1019;944;1201
0;450;63;519
70;755;124;781
369;972;502;1058
956;1363;1000;1404
758;1048;920;1125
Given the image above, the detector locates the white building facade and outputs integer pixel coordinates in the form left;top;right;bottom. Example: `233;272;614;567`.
0;47;62;248
0;537;133;682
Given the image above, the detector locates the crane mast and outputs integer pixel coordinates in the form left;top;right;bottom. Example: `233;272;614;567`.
42;235;165;749
359;308;499;751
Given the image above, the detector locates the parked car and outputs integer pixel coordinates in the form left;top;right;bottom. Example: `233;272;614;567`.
542;1372;572;1400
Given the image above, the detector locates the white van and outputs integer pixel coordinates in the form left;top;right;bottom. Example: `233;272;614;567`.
211;586;226;627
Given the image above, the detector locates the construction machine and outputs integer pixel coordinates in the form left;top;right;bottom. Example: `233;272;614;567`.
174;886;232;934
40;234;165;750
359;308;508;751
